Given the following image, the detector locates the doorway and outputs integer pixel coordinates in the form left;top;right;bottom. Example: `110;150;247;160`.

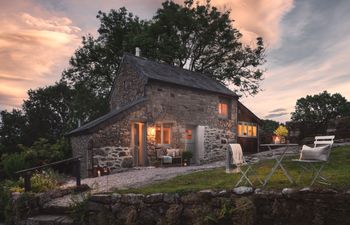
184;126;197;164
132;122;147;166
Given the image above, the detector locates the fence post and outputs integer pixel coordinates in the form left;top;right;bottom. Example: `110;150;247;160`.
24;172;31;192
76;158;81;187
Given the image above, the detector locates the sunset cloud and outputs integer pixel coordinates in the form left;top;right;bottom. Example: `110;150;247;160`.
0;11;81;108
1;0;350;124
211;0;294;46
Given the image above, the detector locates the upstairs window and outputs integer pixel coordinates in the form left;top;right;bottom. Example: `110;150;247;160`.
218;101;229;118
238;122;257;137
155;123;171;145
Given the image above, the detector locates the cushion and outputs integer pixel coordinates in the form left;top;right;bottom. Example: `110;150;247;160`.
162;155;172;164
300;145;331;161
167;148;180;157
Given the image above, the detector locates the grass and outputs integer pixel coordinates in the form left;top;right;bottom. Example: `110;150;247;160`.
114;145;350;195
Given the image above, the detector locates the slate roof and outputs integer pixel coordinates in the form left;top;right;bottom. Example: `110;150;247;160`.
237;101;262;125
66;98;147;136
123;53;238;97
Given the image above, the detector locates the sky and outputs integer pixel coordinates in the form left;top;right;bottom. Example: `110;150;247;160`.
0;0;349;122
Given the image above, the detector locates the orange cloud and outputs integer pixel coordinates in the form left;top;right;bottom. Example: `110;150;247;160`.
210;0;294;46
0;12;81;108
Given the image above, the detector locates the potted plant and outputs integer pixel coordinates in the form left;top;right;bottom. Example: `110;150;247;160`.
182;151;193;166
274;125;289;144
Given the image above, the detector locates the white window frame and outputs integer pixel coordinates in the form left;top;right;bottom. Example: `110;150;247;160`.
238;122;257;138
155;123;171;145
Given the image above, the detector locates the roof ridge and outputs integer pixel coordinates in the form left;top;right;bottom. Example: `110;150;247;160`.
123;53;237;96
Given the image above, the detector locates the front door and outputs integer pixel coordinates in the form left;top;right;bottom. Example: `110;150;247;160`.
132;122;146;166
184;126;197;164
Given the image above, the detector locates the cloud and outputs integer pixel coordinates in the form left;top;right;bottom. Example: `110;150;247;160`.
265;112;289;119
0;10;81;109
269;108;288;113
210;0;294;46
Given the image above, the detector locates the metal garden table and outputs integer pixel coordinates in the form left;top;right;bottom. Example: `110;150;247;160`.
260;143;299;186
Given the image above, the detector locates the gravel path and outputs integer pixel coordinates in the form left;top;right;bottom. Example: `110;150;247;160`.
48;147;301;207
63;161;225;192
63;146;300;193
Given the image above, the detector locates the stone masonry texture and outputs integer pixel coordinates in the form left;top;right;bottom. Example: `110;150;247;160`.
71;65;238;177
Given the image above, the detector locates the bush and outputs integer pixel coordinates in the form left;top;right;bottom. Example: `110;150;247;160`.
29;170;59;193
182;151;193;160
18;138;71;166
2;153;29;179
0;179;23;222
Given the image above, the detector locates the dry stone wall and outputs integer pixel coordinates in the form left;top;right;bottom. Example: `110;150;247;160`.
84;189;350;225
93;146;133;169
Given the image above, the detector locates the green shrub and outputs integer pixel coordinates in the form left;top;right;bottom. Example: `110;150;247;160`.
2;153;29;178
29;170;59;193
0;179;23;222
69;192;91;224
182;151;193;160
18;138;71;166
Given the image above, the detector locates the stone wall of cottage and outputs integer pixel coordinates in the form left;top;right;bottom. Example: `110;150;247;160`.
92;146;133;169
201;126;231;163
71;104;148;177
145;82;237;164
109;62;146;110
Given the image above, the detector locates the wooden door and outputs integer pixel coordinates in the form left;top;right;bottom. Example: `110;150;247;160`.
132;122;146;166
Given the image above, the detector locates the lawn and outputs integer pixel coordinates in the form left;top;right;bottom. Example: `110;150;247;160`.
115;145;350;194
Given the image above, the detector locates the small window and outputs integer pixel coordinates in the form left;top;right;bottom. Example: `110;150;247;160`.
218;102;228;118
155;123;172;145
184;129;193;140
238;122;257;137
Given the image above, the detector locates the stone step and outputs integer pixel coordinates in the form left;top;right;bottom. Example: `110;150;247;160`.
41;204;71;215
26;214;75;225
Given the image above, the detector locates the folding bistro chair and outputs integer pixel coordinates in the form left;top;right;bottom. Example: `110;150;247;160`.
229;144;263;187
292;136;335;186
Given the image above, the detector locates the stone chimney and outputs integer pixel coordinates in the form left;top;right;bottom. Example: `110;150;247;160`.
135;47;141;57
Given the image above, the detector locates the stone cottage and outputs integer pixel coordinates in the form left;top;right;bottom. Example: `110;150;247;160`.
67;53;261;177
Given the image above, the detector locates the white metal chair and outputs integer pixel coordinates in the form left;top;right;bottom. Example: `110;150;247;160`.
229;144;263;187
292;135;335;186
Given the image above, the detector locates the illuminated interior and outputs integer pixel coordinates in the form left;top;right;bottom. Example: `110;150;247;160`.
238;122;257;137
155;123;171;144
218;102;228;117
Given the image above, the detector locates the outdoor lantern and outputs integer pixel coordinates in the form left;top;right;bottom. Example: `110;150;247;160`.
147;127;156;136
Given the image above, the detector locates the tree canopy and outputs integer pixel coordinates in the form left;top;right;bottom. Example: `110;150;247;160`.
1;0;266;155
61;0;266;122
291;91;350;127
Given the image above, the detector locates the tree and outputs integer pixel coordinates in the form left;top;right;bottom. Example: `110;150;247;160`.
22;82;75;143
261;119;280;134
0;109;28;154
62;0;266;123
61;8;147;122
291;91;350;130
0;82;74;154
274;125;288;137
144;0;265;95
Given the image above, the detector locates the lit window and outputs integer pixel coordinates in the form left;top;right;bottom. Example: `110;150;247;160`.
155;123;171;145
218;102;228;118
163;124;171;144
238;122;257;137
155;125;162;144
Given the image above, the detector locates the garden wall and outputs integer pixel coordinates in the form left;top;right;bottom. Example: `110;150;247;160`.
12;187;350;225
84;189;350;225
